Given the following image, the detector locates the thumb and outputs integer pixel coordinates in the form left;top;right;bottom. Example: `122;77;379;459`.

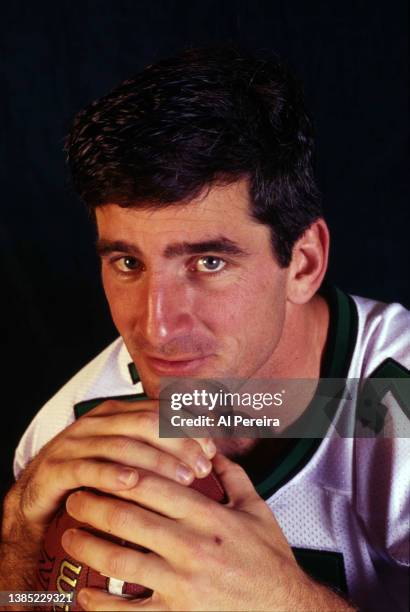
212;453;261;511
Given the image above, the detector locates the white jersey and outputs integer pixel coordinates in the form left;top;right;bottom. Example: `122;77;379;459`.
14;287;410;612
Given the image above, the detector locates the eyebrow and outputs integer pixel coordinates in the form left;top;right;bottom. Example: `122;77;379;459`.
164;238;248;258
96;239;143;257
96;237;249;258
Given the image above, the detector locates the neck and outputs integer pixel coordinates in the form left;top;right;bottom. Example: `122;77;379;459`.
267;292;330;380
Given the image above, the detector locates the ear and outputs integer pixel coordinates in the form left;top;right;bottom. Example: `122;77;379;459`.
287;219;329;305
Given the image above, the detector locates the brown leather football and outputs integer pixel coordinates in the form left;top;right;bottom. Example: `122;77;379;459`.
35;472;226;611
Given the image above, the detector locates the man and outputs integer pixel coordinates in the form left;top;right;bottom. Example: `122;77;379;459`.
1;47;409;611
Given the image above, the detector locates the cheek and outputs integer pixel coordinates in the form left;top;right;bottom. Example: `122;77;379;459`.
193;284;254;330
101;274;135;332
227;277;287;350
197;276;285;341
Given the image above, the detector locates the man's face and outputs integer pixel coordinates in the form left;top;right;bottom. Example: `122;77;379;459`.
96;180;290;399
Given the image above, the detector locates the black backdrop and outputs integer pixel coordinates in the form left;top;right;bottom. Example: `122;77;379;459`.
0;1;408;501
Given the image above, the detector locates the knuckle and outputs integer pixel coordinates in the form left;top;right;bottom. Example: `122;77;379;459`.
145;410;159;426
75;413;97;429
100;399;119;412
106;549;128;578
138;512;157;533
109;435;136;458
136;411;158;432
62;435;80;455
183;536;211;567
39;456;65;486
106;504;132;533
180;437;200;459
151;448;170;474
45;436;75;462
39;454;58;474
137;472;160;497
174;571;195;599
95;461;112;485
230;461;247;478
191;495;215;520
70;459;84;482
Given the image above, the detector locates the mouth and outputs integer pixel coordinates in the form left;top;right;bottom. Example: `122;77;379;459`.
143;354;212;375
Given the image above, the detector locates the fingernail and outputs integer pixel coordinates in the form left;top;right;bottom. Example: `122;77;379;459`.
78;590;89;608
62;528;76;549
176;464;194;484
204;439;217;458
118;467;138;486
66;491;80;514
196;455;212;476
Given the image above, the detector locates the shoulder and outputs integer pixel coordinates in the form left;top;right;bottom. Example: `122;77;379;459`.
346;294;410;565
349;293;410;377
13;337;138;478
315;290;410;565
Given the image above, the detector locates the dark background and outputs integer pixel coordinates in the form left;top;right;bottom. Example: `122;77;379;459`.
0;1;408;502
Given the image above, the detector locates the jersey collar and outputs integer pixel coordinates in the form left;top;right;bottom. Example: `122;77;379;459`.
254;285;359;499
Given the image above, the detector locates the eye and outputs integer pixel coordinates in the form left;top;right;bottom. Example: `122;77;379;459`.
113;256;142;273
194;256;226;273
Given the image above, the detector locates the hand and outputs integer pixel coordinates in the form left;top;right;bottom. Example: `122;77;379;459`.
4;399;216;536
62;454;355;612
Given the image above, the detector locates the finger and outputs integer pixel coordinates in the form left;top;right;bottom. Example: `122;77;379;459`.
88;398;158;417
100;470;222;522
66;490;184;559
76;411;215;478
77;589;166;611
40;457;138;493
22;459;139;525
212;453;261;510
61;526;172;593
67;435;198;486
87;398;217;460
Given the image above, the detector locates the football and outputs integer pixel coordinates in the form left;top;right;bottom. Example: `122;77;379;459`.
35;472;226;611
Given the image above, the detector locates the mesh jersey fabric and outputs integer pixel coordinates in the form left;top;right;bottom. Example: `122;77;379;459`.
13;287;410;612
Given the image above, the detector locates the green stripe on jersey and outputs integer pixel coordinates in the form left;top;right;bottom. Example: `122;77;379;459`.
255;285;358;499
74;392;148;419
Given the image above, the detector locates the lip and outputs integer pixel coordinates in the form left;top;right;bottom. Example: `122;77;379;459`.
144;354;212;375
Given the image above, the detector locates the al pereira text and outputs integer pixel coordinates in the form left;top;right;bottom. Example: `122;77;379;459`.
170;414;281;428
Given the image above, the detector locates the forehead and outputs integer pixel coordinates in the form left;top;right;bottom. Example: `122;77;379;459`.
95;179;270;249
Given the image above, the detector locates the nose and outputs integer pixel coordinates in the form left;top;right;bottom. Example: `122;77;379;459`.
136;272;195;348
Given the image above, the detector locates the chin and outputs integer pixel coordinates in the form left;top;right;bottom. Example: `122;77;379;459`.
136;360;231;399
